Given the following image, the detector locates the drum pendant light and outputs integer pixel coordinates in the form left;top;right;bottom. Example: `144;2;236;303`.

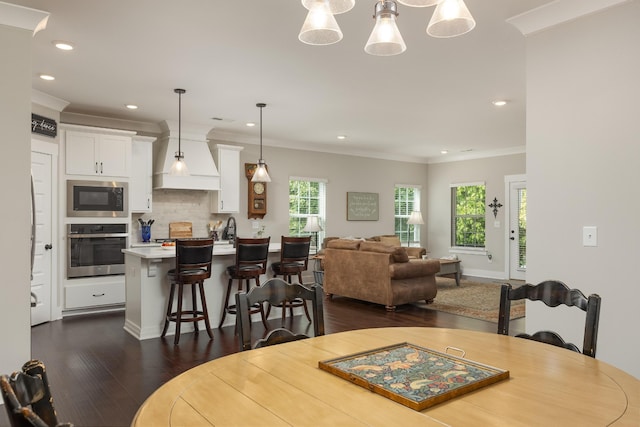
252;103;271;183
169;88;189;176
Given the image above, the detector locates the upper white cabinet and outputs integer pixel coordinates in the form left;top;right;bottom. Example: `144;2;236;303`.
64;127;132;177
211;144;243;213
130;136;155;213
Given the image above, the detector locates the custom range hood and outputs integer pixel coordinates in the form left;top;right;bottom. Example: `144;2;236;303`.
153;120;220;190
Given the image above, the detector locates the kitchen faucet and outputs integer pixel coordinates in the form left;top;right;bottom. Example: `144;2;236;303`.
223;216;236;244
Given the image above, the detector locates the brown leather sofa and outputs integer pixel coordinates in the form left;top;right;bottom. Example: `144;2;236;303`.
323;239;440;311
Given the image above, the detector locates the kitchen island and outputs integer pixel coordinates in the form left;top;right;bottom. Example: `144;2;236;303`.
122;242;282;340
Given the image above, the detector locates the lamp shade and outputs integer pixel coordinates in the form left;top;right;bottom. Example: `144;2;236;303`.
303;216;323;233
427;0;475;38
299;0;343;46
301;0;354;15
397;0;438;7
407;211;425;225
364;0;406;56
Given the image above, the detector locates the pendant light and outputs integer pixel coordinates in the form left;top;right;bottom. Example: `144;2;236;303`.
169;88;189;176
252;103;271;183
427;0;476;38
365;1;406;56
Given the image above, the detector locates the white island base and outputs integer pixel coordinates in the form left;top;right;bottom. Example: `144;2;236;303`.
122;243;285;340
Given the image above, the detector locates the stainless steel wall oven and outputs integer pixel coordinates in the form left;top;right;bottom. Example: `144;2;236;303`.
67;223;128;278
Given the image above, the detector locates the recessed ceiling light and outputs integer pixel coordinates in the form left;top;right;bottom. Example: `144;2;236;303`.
246;122;256;127
53;41;74;51
337;135;346;140
125;104;138;110
492;100;507;107
440;150;448;154
39;74;55;81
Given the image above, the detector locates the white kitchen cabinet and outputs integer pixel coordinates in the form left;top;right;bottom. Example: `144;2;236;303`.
130;136;155;213
65;127;132;177
211;144;243;213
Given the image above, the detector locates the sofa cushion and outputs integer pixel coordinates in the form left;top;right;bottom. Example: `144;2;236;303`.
359;241;409;263
378;235;401;247
326;239;361;250
389;259;440;279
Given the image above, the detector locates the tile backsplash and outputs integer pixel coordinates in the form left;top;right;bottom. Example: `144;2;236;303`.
131;189;229;243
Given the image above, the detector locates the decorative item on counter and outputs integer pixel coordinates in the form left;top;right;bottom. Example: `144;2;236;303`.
255;225;266;238
138;218;154;242
208;220;224;241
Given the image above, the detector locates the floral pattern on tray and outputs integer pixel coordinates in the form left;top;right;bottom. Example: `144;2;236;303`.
319;342;509;410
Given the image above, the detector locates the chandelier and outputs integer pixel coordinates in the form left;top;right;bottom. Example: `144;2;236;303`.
298;0;476;56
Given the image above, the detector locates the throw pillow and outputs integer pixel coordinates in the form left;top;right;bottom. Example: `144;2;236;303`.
393;247;410;263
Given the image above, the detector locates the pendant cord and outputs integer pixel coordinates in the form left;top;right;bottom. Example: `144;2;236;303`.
259;105;263;160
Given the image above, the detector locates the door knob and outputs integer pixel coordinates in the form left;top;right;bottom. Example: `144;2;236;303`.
45;244;53;250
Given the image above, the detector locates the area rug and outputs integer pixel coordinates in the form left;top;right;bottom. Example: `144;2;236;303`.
413;278;525;323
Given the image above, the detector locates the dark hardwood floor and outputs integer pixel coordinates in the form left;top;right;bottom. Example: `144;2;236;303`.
2;296;524;427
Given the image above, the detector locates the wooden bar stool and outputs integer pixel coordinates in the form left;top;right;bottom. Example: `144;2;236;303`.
219;237;270;329
161;238;214;346
268;236;312;322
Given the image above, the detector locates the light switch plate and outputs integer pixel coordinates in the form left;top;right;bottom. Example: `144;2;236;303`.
583;226;597;247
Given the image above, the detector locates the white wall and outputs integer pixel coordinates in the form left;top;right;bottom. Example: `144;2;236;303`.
427;154;526;278
526;1;640;378
0;23;34;373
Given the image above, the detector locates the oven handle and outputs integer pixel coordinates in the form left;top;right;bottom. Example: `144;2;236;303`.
68;233;129;239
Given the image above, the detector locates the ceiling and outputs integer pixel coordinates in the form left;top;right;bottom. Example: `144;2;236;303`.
14;0;552;163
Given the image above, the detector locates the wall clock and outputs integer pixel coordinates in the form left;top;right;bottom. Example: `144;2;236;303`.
245;163;267;219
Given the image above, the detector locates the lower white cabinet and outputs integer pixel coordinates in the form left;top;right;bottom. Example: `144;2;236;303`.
65;279;125;309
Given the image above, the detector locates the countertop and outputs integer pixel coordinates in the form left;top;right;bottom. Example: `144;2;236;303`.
122;242;282;259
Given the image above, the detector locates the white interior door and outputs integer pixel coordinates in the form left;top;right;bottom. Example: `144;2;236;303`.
31;151;53;325
508;181;527;280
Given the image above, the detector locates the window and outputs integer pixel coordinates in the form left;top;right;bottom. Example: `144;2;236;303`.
289;177;326;250
451;183;486;248
394;185;421;245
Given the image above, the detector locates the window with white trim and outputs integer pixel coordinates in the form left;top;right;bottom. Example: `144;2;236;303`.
451;182;486;248
394;185;421;246
289;177;326;250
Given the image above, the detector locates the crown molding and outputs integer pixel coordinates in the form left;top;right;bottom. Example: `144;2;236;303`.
0;1;49;33
507;0;631;36
32;89;69;112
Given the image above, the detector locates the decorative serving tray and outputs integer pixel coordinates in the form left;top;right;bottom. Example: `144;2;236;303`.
319;342;509;411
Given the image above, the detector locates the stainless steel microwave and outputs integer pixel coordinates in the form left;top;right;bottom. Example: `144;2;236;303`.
67;180;128;218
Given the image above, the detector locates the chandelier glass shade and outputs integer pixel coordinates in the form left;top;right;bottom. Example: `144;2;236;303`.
299;0;343;45
397;0;438;7
301;0;355;15
364;0;406;56
427;0;476;38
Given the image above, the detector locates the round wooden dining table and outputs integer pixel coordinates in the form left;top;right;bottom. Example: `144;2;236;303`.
132;327;639;426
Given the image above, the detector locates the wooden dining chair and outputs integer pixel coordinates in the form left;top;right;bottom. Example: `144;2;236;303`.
269;236;312;322
498;280;601;357
1;360;73;427
235;278;324;351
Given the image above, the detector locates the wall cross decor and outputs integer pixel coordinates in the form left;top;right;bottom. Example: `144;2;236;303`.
488;197;503;218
